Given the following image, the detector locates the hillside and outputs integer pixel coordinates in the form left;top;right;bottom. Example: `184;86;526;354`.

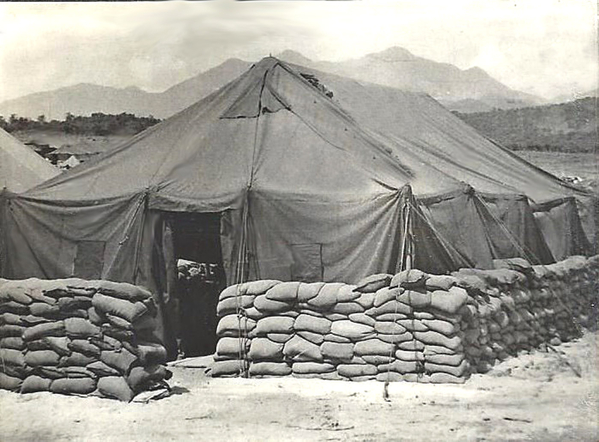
0;48;541;119
455;98;597;153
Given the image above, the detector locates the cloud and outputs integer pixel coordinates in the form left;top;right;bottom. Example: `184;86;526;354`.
0;0;596;102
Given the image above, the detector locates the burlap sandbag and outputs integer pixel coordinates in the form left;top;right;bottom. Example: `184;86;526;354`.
62;367;96;379
249;362;291;377
247;338;284;361
68;339;101;358
22;315;53;326
0;286;33;305
354;339;395;357
0;324;25;338
0;312;25;326
87;307;105;326
136;343;167;365
429;287;469;314
296;331;324;345
296;283;325;303
87;361;121;377
253;317;295;335
355;274;392;293
348;313;375;327
265;282;300;302
425;353;465;367
254;295;290;314
101;325;134;342
25;350;61;367
332;302;364;315
98;376;135;402
396;319;427;332
355;292;375;309
320;342;354;362
0;348;26;368
216;295;255;317
216;337;249;357
50;377;96;395
376;332;414;344
105;314;133;330
58;296;92;312
127;365;170;391
397;289;432;309
266;333;293;343
211;360;245;377
425;275;456;291
0;301;28;315
42;337;71;357
369;299;412;316
330;320;374;341
21;375;52;393
395;349;424;362
337;364;377;378
292;362;335;374
362;355;394;365
29;303;60;318
390;269;428;289
0;372;23;391
421;319;459;336
283;335;323;362
0;337;25;350
216;315;257;338
308;283;345;310
64;318;100;339
427;372;466;384
100;348;138;374
294;314;331;335
96;280;151;302
374;322;407;335
377;360;419;374
373;287;402;308
376;372;403;382
92;294;147;323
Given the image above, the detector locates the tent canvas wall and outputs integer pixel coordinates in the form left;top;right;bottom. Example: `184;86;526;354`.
1;57;595;356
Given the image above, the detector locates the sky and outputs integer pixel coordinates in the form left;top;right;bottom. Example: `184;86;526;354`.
0;0;597;103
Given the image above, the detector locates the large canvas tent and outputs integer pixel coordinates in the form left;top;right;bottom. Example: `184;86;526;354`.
0;127;59;193
0;57;595;355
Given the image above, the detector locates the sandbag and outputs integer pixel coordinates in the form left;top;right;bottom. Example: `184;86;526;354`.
427;372;466;384
425;275;456;291
0;372;23;391
374;287;402;308
425;353;465;367
266;333;293;343
424;360;469;377
397;290;431;309
391;269;428;289
0;313;25;326
216;315;257;338
68;340;101;358
376;372;403;382
320;342;354;362
22;315;52;326
216;337;250;357
29;303;60;317
265;282;300;302
216;296;255;317
296;283;325;303
101;325;134;342
332;302;364;315
34;367;65;379
283;335;323;362
249;338;284;360
58;297;91;312
429;287;469;314
64;318;100;339
369;299;412;316
421;319;459;336
51;377;96;395
21;375;52;393
294;314;331;334
354;339;395;357
330;321;374;340
337;364;377;378
42;337;72;356
0;337;25;350
136;343;167;365
348;313;376;327
87;307;105;325
253;317;295;335
414;331;462;350
211;360;245;377
0;324;25;338
292;362;335;374
87;361;121;377
374;322;407;335
0;301;28;315
100;348;138;374
336;285;360;302
362;355;394;365
0;286;32;305
254;295;289;314
395;349;424;362
105;314;133;330
377;360;419;374
242;280;281;296
92;294;148;323
127;365;169;391
25;350;61;367
296;331;324;345
308;283;345;309
355;292;375;309
0;348;26;367
98;376;135;402
355;274;392;293
27;339;52;351
249;362;291;377
96;281;151;302
62;367;96;379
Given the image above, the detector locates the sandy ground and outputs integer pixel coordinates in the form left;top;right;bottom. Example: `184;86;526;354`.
1;331;597;442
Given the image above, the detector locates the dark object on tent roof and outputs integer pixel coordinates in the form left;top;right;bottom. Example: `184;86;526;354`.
1;57;596;357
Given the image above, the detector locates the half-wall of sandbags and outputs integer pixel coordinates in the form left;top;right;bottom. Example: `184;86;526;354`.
0;278;171;401
212;255;598;383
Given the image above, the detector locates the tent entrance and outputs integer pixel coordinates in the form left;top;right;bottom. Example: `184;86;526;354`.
169;212;226;357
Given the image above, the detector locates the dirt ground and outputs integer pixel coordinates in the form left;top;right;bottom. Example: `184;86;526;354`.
1;330;597;442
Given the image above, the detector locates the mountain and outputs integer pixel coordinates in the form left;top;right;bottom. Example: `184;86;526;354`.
276;47;543;112
454;97;597;153
0;47;541;119
0;59;251;120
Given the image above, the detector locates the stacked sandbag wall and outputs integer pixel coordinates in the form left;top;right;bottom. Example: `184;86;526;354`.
212;255;598;383
0;278;170;401
455;255;598;374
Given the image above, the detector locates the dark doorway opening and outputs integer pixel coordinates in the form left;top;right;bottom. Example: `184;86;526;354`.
168;212;226;357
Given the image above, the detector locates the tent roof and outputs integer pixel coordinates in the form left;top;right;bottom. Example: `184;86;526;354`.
0;128;59;193
290;64;587;204
24;57;474;207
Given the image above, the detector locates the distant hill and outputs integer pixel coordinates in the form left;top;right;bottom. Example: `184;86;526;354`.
0;48;542;119
455;98;597;152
